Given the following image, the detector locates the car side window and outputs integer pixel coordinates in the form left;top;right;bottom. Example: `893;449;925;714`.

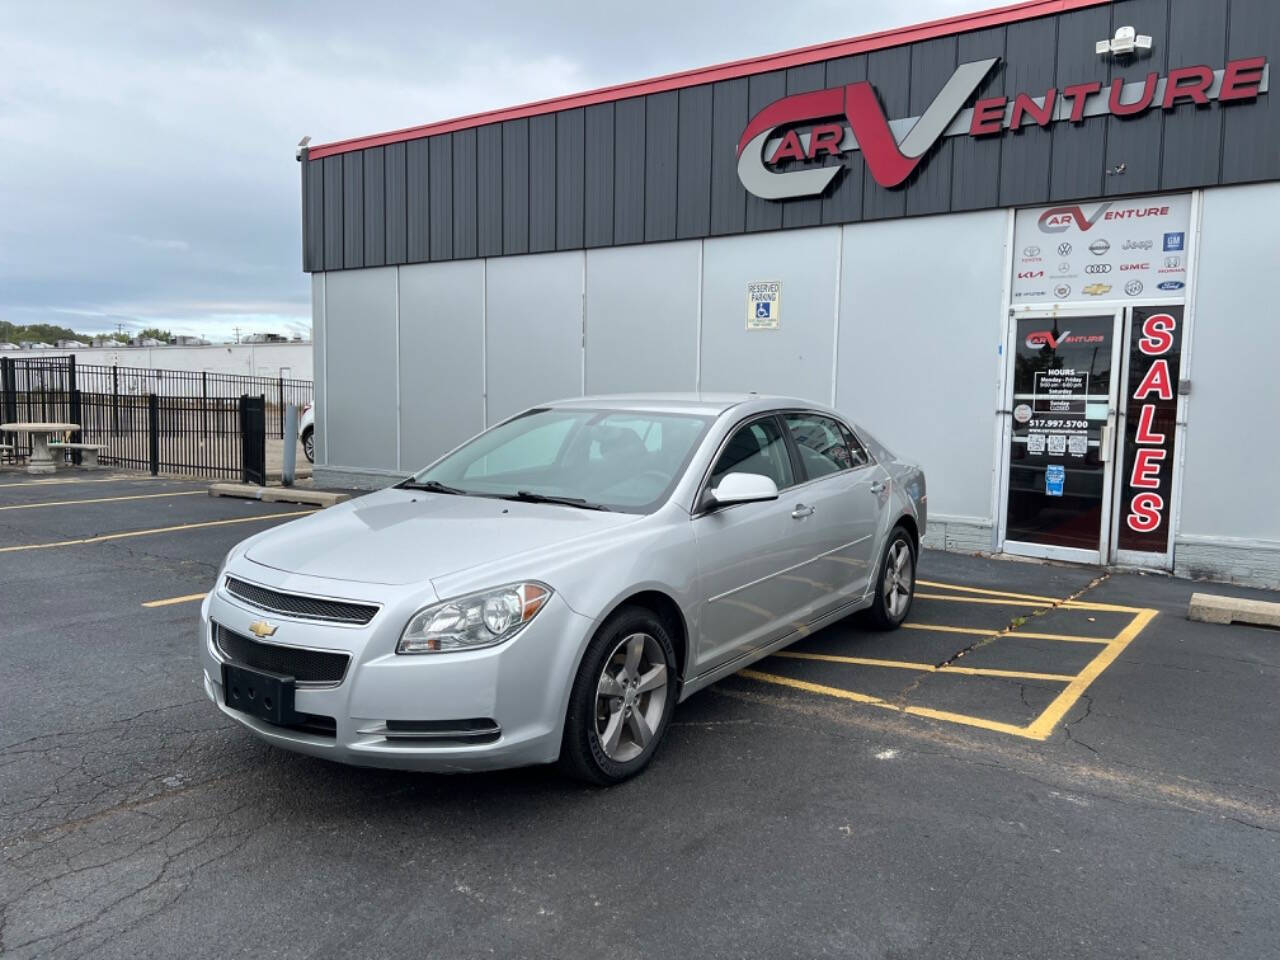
783;413;866;480
709;418;794;491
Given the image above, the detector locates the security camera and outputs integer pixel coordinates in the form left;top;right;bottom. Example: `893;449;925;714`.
295;135;311;161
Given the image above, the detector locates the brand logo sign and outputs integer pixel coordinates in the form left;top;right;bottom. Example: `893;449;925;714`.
248;620;278;638
737;57;1269;199
1083;282;1112;296
1163;232;1185;251
1084;263;1111;274
1157;280;1184;291
1125;279;1144;296
1025;329;1106;349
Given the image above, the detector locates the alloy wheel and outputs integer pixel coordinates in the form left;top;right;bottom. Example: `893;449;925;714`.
594;632;669;763
884;539;914;621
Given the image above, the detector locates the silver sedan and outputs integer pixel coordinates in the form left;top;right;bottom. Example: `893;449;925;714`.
200;394;926;784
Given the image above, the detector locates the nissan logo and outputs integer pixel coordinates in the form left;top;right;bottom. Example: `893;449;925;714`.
1089;240;1110;255
1084;264;1111;274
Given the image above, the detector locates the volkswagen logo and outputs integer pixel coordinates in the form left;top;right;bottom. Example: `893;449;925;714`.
1057;242;1072;256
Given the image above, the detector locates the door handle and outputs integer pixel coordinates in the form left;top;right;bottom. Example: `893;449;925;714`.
792;504;815;519
870;480;888;495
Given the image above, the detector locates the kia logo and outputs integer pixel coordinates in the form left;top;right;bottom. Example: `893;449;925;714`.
1089;240;1111;255
1017;270;1044;279
1084;264;1111;274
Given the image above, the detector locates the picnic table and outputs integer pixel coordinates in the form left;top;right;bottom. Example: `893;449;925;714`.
0;422;80;475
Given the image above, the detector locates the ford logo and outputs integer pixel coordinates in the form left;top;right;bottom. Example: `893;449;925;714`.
1157;280;1185;291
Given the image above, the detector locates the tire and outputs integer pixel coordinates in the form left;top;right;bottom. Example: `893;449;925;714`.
301;427;314;463
559;606;678;785
865;525;917;631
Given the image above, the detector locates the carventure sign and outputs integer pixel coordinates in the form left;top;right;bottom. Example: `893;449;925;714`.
737;57;1270;199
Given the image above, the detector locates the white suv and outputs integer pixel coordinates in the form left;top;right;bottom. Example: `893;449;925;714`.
299;403;315;463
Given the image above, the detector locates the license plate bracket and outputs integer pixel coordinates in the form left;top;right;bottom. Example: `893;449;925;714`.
222;663;298;726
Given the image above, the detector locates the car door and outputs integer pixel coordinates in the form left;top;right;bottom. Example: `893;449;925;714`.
691;415;810;673
778;412;884;619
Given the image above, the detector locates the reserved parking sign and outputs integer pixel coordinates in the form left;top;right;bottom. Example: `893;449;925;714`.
746;281;781;330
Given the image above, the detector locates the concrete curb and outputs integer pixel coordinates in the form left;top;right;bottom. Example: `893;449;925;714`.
208;483;348;508
1188;592;1280;628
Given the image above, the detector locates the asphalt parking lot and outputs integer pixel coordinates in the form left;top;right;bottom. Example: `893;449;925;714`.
2;470;1278;959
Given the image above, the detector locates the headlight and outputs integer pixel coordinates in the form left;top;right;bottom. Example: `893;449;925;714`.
397;582;552;654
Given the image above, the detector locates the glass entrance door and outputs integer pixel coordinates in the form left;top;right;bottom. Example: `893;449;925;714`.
1001;309;1123;564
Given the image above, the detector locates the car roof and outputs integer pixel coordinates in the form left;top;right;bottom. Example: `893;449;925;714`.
544;393;821;417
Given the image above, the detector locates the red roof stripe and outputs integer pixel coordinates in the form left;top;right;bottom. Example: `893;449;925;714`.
307;0;1109;160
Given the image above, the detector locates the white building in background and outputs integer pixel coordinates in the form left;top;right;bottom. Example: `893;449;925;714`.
0;340;314;381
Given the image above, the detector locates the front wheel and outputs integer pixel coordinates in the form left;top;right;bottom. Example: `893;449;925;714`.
559;607;677;785
866;526;916;630
301;427;314;463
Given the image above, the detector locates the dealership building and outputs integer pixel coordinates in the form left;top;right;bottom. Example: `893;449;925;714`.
298;0;1278;587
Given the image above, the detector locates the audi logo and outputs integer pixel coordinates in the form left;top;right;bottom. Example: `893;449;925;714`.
1084;264;1112;274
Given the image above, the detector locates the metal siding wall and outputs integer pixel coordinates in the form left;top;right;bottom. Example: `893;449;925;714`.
323;267;399;471
699;227;839;401
429;134;453;261
1049;6;1110;201
745;71;786;231
556;109;585;249
822;55;867;224
343;151;364;269
406;139;430;262
905;36;958;216
362;146;385;266
584;103;615;247
676;86;713;238
384;142;408;265
782;64;827;229
485;253;584;423
1103;0;1171;197
476;124;503;257
322;156;343;269
998;17;1056;207
709;78;748;234
644;91;679;242
305;158;325;271
452;130;478;259
862;48;911;220
1222;0;1280;183
1161;0;1227;189
310;274;326;464
502;118;530;255
584;241;700;393
529;114;557;252
398;260;486;468
613;98;646;244
950;28;1005;211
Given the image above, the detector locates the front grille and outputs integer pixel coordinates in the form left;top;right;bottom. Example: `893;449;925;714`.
225;576;378;625
214;623;350;685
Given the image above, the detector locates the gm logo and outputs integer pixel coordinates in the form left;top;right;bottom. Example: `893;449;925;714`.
1163;232;1185;252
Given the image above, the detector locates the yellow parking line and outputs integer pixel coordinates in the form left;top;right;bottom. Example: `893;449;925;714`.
0;490;205;511
901;623;1111;645
772;650;1077;683
917;579;1062;604
915;592;1139;614
0;476;130;489
142;592;207;608
0;509;314;554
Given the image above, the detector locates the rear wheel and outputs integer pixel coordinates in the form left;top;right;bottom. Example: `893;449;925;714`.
301;427;314;463
559;607;677;785
866;526;916;630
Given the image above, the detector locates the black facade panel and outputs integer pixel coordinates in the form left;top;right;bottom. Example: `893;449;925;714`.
1104;0;1170;197
709;78;748;235
451;130;478;259
406;139;430;263
584;102;615;247
1161;0;1227;190
863;48;911;220
998;18;1056;208
362;147;385;267
905;36;958;217
322;155;343;269
644;90;679;242
556;109;585;250
502;119;530;255
305;157;324;271
614;98;646;244
781;64;826;229
1048;6;1110;202
529;114;556;252
745;71;787;231
676;85;713;238
428;135;453;261
384;142;407;265
1221;0;1280;184
951;29;1005;212
342;152;364;269
822;55;866;225
476;124;503;257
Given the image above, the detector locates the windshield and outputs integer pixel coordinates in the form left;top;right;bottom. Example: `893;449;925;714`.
410;407;713;513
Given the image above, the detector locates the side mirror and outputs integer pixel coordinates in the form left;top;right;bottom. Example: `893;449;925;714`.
709;472;779;507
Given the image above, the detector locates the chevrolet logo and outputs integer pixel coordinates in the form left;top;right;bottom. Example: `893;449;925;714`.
248;619;278;639
1082;282;1112;296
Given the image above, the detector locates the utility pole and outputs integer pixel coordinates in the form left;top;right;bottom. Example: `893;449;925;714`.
233;326;242;344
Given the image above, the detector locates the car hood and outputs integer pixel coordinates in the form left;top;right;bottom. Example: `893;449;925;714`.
244;487;641;586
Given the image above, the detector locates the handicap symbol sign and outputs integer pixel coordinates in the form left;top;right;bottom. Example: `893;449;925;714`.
755;301;772;319
1045;463;1065;497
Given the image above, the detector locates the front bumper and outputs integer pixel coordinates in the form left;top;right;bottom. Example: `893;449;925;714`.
199;570;596;772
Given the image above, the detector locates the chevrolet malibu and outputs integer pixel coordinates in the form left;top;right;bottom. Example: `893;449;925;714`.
200;394;926;784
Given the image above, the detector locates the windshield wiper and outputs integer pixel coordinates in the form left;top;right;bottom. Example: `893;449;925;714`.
503;490;613;511
399;479;468;495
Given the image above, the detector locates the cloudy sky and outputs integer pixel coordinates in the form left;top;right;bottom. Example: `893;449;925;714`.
1;0;975;341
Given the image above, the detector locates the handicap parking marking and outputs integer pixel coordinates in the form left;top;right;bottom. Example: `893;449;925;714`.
741;576;1159;742
0;508;316;554
0;489;206;511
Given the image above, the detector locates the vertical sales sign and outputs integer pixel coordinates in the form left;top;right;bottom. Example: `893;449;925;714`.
1118;306;1183;552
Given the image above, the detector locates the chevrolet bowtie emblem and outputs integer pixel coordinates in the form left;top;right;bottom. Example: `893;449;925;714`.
248;619;278;639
